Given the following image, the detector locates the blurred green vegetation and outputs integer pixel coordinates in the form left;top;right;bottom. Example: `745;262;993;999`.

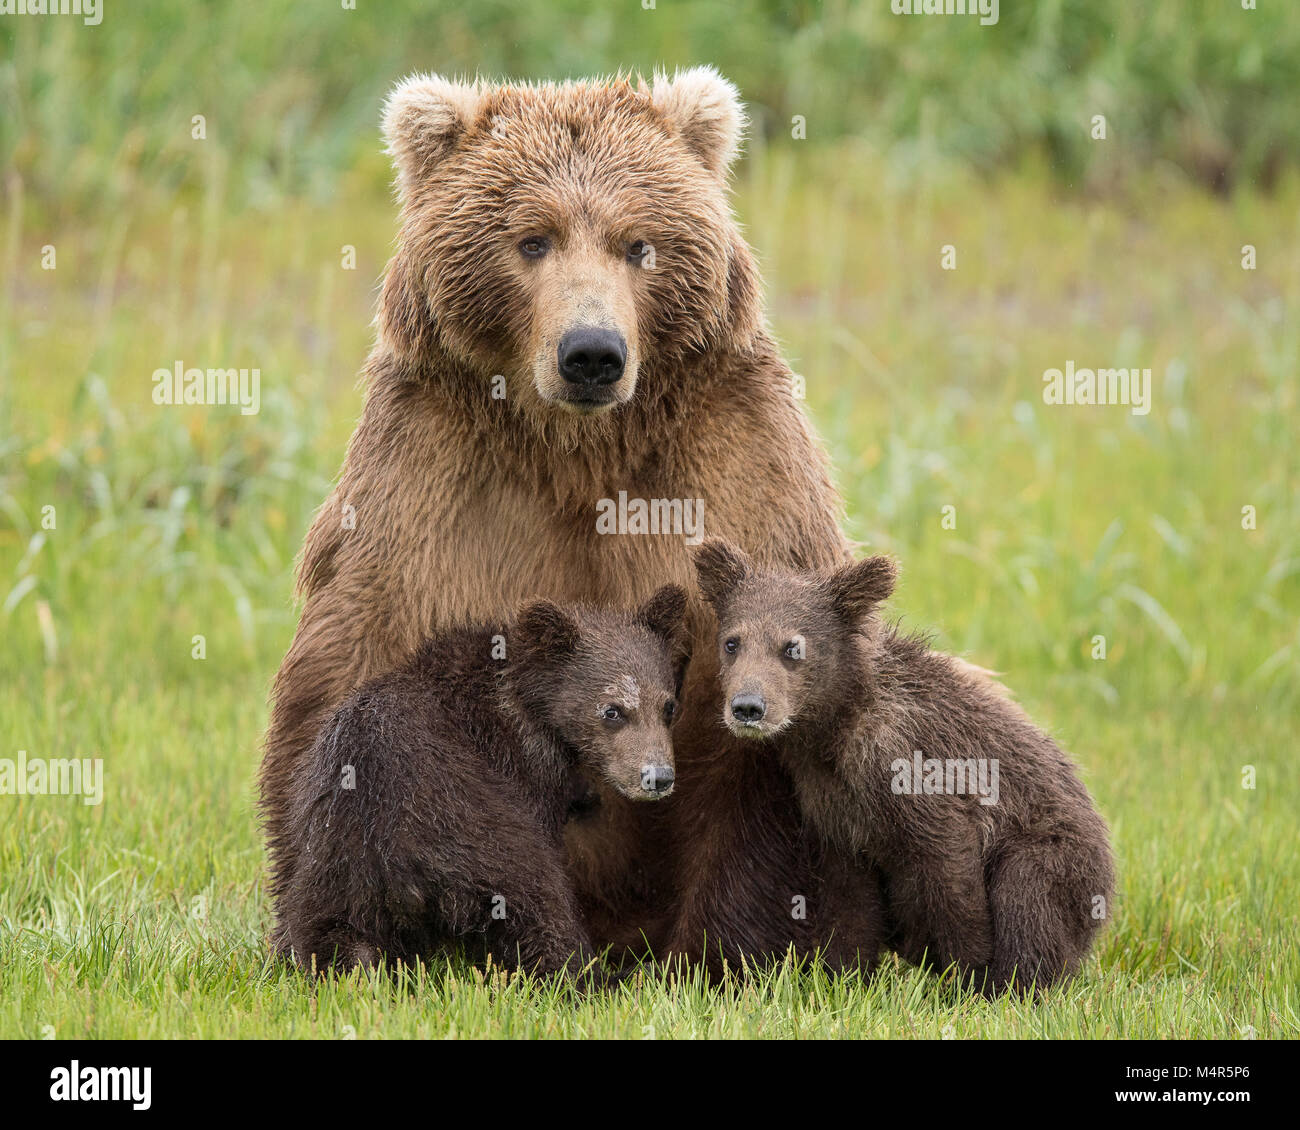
3;0;1300;223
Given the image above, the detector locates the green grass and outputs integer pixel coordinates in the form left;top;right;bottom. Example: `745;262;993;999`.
2;143;1296;1038
1;8;1298;1036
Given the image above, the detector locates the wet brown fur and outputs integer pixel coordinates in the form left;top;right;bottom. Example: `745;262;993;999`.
280;588;688;976
693;539;1116;993
262;70;899;972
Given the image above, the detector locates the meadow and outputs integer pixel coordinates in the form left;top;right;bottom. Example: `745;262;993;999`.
1;2;1297;1038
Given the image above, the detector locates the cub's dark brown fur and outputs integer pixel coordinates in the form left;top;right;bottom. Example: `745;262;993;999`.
693;540;1114;993
280;587;688;977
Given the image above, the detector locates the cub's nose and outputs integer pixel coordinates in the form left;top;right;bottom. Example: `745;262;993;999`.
558;327;627;386
730;694;766;724
640;764;675;796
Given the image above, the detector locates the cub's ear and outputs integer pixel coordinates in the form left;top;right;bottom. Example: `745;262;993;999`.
692;537;752;609
382;73;482;199
639;584;689;647
515;600;581;659
825;555;898;623
650;66;746;177
639;584;692;698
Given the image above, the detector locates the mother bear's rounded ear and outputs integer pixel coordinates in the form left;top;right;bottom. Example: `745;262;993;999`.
692;537;752;609
383;73;484;200
649;66;746;178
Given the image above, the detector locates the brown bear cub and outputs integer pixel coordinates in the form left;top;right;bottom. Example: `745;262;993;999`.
279;586;689;979
692;540;1114;994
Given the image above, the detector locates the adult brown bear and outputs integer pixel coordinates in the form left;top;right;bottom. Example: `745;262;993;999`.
262;67;873;973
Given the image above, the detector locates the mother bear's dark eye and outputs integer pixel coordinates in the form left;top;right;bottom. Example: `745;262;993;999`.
602;705;624;723
723;637;739;655
519;236;550;259
626;239;650;264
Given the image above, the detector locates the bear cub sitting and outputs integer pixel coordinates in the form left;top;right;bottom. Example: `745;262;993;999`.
279;585;690;979
693;539;1114;993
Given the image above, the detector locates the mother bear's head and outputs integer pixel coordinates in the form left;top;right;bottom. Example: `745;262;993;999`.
378;68;762;418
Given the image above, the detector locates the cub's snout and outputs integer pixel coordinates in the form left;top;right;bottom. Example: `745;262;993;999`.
729;692;766;724
639;762;675;798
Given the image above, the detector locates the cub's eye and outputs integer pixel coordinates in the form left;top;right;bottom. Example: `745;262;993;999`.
519;236;550;259
626;239;651;265
783;640;804;661
601;705;624;723
723;637;739;655
663;700;677;726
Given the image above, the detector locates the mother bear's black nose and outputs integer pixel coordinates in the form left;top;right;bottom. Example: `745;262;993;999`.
558;327;626;386
730;694;766;723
